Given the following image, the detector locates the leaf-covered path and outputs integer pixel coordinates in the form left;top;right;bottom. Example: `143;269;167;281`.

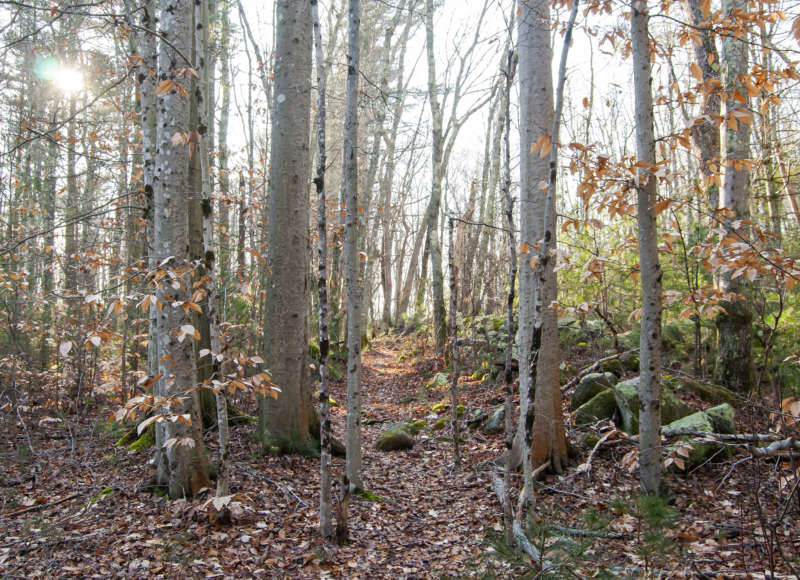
2;333;799;577
0;335;507;578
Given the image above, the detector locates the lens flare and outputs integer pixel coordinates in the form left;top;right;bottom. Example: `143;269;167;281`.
34;57;84;95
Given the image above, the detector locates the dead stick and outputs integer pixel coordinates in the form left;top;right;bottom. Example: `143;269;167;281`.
1;492;81;517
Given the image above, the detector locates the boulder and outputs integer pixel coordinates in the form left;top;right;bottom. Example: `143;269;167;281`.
664;376;736;405
375;424;415;451
614;378;641;434
614;377;692;434
482;405;505;435
573;388;617;425
600;358;624;377
468;409;488;429
705;403;736;434
662;387;694;425
662;411;720;467
621;352;640;373
571;372;617;410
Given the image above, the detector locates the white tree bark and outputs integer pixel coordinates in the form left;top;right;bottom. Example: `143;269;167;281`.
153;0;209;498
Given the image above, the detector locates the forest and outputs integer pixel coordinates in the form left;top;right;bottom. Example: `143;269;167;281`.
1;0;799;576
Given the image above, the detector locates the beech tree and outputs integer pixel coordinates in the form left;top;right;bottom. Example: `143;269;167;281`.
343;0;363;491
258;0;314;449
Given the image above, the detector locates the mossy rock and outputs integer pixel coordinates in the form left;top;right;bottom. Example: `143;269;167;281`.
573;389;617;425
402;419;427;435
665;376;736;405
613;378;641;434
583;432;602;448
482;406;505;435
432;417;448;431
662;387;694;425
621;352;640;373
426;373;449;389
613;377;692;434
375;424;415;451
571;372;617;410
662;411;722;467
705;403;736;434
600;358;624;377
468;409;488;429
456;404;466;417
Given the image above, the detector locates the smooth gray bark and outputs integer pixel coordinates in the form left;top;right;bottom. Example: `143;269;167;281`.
259;0;314;448
714;0;754;393
343;0;363;491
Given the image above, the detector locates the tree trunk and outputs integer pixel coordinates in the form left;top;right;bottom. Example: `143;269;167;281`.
517;0;567;481
258;0;314;449
343;0;363;491
423;0;447;355
631;0;664;495
153;0;210;498
714;0;754;393
311;0;333;540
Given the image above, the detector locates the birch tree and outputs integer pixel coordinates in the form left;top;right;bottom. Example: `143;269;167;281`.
152;0;210;498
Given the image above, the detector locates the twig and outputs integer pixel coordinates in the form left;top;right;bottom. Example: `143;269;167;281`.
550;524;628;539
512;519;554;571
1;492;80;517
573;429;617;478
264;477;309;508
2;529;105;555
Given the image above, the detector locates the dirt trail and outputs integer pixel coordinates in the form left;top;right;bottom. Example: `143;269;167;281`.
323;337;502;577
0;334;507;579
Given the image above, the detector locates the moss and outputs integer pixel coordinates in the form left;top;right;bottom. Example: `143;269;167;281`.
432;417;448;431
404;419;426;434
308;340;321;360
127;426;155;451
355;489;389;502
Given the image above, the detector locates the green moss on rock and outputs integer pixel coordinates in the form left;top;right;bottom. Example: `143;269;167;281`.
573;389;617;425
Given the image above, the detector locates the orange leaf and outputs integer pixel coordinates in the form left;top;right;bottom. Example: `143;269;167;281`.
157;79;174;94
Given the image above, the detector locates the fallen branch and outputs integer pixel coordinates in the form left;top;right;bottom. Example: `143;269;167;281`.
1;492;81;517
515;461;551;519
561;349;638;393
264;477;309;508
2;529;105;555
551;524;628;539
512;520;554;571
574;429;617;477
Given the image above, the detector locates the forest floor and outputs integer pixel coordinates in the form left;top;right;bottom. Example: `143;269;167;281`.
1;332;799;578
